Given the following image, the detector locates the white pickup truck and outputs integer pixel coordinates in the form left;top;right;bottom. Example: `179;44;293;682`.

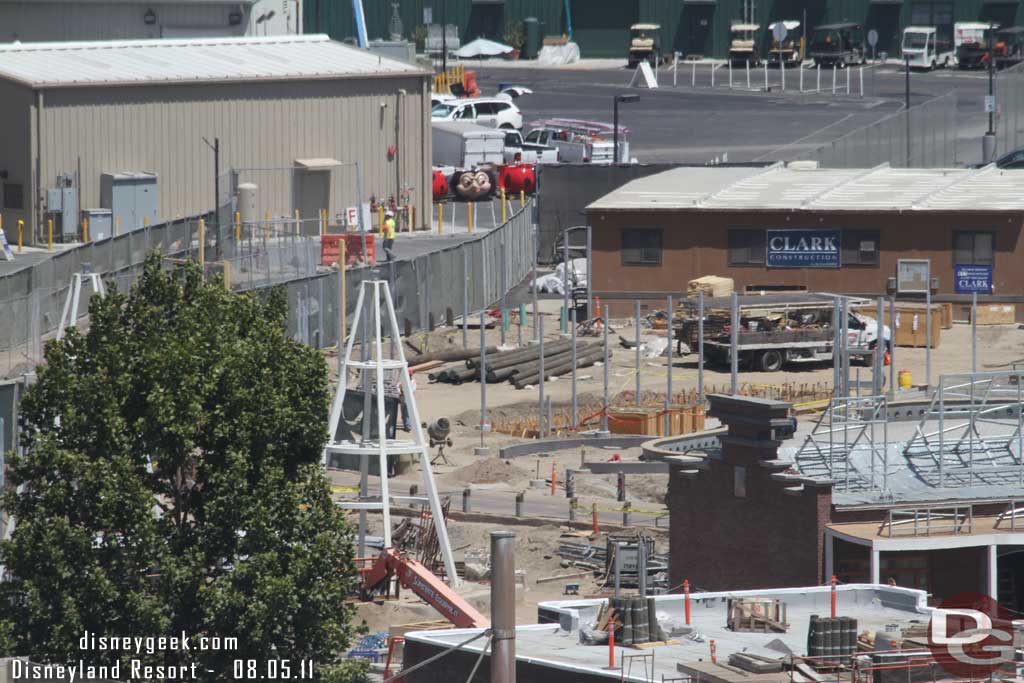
503;129;559;164
525;119;629;165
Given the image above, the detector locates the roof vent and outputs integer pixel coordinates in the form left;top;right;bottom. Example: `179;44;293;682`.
787;160;819;171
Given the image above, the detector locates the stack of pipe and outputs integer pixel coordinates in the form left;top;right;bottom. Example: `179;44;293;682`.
429;340;610;389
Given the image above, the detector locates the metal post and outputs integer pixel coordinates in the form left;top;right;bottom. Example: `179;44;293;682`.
539;312;546;437
925;263;932;389
480;311;488;447
841;297;850;398
602;310;610;433
833;298;841;396
462;249;469;349
500;236;507;345
586;226;593;322
905;55;912;166
832;65;837;95
571;308;578;429
490;531;517;683
746;60;751;89
532;224;539;341
563;234;571;334
698;291;705;404
613;96;620;165
634;300;641;407
764;61;768;90
729;59;733;88
730;292;739;395
638;539;647;597
972;291;978;374
889;296;896;396
875;298;885;395
665;294;673;435
817;64;821;93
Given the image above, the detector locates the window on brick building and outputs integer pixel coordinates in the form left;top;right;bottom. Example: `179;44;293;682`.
841;230;880;266
953;231;995;266
620;229;662;266
728;229;765;266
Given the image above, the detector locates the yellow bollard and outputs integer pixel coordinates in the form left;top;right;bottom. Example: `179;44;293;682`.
114;217;120;236
47;219;53;252
320;208;327;236
234;211;241;241
410;205;415;232
520;190;525;209
294;209;301;236
265;211;271;240
501;188;507;224
143;215;149;227
437;202;443;235
16;218;23;254
377;205;384;236
468;202;474;233
82;217;89;243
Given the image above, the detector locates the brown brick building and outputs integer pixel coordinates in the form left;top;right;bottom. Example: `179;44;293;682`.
585;164;1024;316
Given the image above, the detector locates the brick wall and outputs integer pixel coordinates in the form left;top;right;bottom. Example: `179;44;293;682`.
668;395;834;591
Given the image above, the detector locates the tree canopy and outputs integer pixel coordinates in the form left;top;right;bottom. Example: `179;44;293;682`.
0;255;357;678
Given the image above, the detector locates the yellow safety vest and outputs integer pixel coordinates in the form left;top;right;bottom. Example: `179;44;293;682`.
384;218;396;240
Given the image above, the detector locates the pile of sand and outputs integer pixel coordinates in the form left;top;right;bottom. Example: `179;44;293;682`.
448;456;530;486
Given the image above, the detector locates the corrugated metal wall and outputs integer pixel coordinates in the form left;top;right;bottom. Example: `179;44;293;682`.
30;76;430;243
307;0;1022;59
0;80;34;239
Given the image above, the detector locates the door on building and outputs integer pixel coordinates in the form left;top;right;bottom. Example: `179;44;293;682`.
909;1;954;47
466;3;504;41
294;170;330;233
867;3;902;57
681;5;714;58
997;547;1024;613
571;0;638;58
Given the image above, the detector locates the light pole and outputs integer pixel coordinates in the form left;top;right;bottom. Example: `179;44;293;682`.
984;22;997;163
613;94;639;165
904;54;911;166
202;136;220;260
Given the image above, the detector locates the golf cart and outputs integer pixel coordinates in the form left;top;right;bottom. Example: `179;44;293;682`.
729;23;762;65
767;20;803;66
809;22;866;67
956;22;997;69
628;23;662;68
995;26;1024;69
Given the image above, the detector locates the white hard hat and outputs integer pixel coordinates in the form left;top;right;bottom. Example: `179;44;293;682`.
385;210;395;217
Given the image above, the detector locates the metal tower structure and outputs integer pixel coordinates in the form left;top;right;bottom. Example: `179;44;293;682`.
57;270;106;339
322;280;458;586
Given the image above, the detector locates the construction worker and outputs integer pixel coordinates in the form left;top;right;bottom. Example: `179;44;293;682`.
383;210;397;262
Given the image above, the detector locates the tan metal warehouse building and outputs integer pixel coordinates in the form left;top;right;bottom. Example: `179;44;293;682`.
0;34;431;245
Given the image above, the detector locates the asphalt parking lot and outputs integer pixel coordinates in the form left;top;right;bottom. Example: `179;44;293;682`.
468;61;998;165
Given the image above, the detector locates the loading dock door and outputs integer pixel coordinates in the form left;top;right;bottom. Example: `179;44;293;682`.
571;0;638;58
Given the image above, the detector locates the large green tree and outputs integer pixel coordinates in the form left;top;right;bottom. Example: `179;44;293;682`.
0;255;357;678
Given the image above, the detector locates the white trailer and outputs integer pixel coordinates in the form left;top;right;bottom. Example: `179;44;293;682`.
431;121;506;168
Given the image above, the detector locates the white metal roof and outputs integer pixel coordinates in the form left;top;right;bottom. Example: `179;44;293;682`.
0;34;425;88
587;163;1024;213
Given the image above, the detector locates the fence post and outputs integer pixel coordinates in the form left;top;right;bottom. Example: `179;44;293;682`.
82;216;89;243
832;65;837;94
817;64;821;92
198;218;206;277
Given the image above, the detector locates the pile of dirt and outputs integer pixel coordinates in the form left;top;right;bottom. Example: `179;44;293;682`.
448;456;531;486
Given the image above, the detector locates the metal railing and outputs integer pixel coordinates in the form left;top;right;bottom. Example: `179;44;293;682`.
994;500;1024;531
878;505;973;537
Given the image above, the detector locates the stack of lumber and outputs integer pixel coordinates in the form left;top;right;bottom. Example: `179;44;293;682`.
687;275;734;298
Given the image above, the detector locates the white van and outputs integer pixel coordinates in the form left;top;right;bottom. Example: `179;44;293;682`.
902;26;954;69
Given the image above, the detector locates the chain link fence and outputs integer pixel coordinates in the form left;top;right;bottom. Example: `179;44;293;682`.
996;61;1024;157
0;199;535;372
796;91;958;168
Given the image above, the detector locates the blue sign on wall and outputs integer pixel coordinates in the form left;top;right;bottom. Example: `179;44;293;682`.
766;229;841;268
954;264;993;294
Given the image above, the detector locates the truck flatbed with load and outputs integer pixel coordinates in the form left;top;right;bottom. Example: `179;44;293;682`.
673;292;890;372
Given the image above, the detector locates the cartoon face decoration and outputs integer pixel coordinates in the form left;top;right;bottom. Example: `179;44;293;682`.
432;169;450;200
452;170;494;201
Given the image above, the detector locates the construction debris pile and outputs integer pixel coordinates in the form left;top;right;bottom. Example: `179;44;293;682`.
429;339;610;389
557;532;668;591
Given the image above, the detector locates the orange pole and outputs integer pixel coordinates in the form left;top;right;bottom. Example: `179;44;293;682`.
710;639;717;663
684;579;691;625
831;575;837;617
592;502;598;534
608;625;616;668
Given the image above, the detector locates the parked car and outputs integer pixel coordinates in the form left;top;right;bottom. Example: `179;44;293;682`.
970;147;1024;169
809;22;866;67
729;23;761;66
503;129;559;165
902;26;953;69
767;20;803;67
431;97;523;129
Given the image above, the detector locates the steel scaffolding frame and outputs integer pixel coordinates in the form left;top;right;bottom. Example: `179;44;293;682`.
903;371;1024;488
794;394;889;492
321;279;458;586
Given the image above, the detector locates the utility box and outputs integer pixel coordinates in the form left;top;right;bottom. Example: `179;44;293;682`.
81;209;112;241
46;186;78;240
100;172;158;233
